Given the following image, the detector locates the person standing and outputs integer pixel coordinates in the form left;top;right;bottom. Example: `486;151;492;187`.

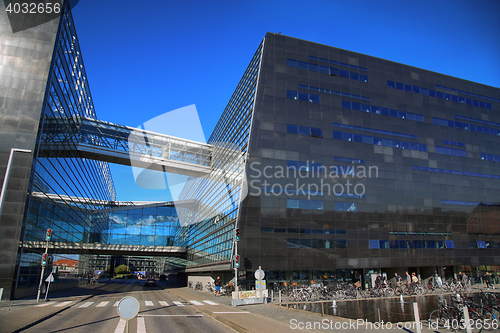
215;276;222;296
485;272;492;289
405;271;411;285
395;273;402;286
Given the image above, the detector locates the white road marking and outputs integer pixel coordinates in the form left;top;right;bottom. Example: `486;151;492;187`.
189;300;203;305
36;302;55;307
54;301;73;307
213;311;250;314
159;301;169;307
203;300;218;305
96;301;109;307
114;301;119;307
145;301;154;306
172;301;184;306
139;315;203;317
137;317;146;333
78;302;93;308
114;318;126;333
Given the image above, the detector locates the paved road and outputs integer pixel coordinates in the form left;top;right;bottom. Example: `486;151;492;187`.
19;280;236;333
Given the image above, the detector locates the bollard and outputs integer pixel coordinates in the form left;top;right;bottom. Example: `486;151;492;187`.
332;300;337;308
322;302;324;316
462;306;472;333
279;290;282;303
376;308;381;323
400;294;404;303
271;290;274;302
413;302;422;333
0;288;3;301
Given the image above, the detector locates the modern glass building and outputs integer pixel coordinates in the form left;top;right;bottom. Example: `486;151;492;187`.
1;0;499;299
0;4;184;299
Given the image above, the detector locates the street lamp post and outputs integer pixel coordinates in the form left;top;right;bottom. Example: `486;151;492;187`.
0;148;32;217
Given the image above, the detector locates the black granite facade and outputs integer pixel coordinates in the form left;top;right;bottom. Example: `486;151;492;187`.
236;32;500;283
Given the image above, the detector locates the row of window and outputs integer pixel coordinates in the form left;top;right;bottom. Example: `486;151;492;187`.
341;100;425;123
432;117;500;137
435;146;467;157
455;115;500;129
261;228;347;234
287;199;323;210
262;187;322;196
286;123;322;137
481;153;500;162
333;130;428;152
287;90;320;103
333;122;419;140
334;156;365;164
442;140;465;147
286;160;323;172
308;55;368;71
389;231;452;236
412;166;500;180
436;84;500;103
388;80;493;110
369;239;455;249
287;59;369;82
335;202;357;211
298;84;370;101
286;199;359;211
287;239;348;249
470;241;500;249
441;200;496;206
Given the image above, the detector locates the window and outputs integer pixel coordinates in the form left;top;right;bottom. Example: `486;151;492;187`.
342;100;351;109
335;202;345;211
287;90;298;100
287;199;299;209
445;240;455;249
311;200;323;210
310;127;322;138
299;200;311;209
287;124;298;134
309;94;320;103
286;59;297;67
298;126;309;135
369;240;380;249
477;241;487;249
298;92;308;101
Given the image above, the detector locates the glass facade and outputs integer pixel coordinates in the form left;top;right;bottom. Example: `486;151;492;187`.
14;6;117;296
236;32;500;285
177;40;264;270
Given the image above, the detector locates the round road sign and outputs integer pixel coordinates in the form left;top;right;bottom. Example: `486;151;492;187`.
117;296;140;320
254;268;265;280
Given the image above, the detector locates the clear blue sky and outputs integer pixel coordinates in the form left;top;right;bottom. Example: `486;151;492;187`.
70;0;500;202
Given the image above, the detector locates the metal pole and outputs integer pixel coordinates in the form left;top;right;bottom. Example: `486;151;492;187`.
0;148;31;216
413;302;422;333
36;240;49;302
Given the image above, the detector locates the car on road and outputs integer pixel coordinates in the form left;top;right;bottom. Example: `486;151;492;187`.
144;278;156;287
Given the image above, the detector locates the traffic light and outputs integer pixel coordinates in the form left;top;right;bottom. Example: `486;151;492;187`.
235;228;240;241
45;228;52;241
41;253;48;266
234;254;240;268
